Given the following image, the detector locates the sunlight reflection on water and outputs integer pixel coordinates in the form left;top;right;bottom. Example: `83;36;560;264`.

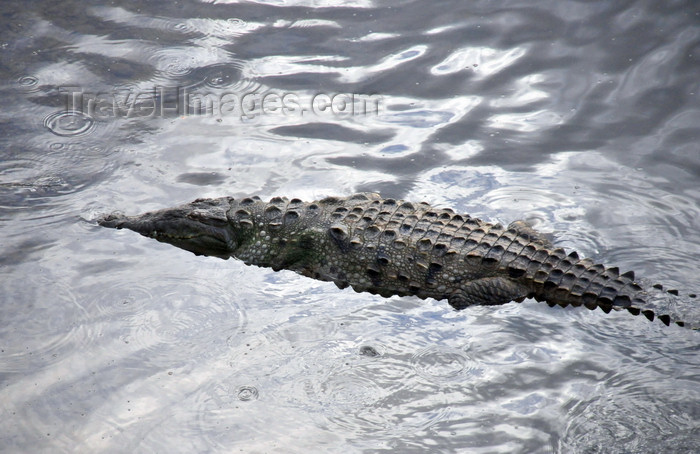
1;0;698;452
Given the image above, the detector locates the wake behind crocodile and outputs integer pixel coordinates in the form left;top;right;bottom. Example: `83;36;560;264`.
97;193;698;329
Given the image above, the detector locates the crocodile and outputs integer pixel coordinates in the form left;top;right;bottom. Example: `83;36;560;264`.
98;193;697;328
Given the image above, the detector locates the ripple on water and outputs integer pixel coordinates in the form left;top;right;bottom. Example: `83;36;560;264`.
184;376;277;451
257;290;342;348
410;345;482;384
173;17;250;38
0;275;92;374
0;142;121;206
270;321;460;437
274;300;493;437
261;316;340;348
148;47;226;84
306;358;458;436
90;274;248;364
172;21;198;35
294;361;396;432
91;283;155;319
44;110;95;137
561;386;698;453
201;63;244;89
17;75;40;92
604;244;698;282
182;63;261;105
236;385;260;401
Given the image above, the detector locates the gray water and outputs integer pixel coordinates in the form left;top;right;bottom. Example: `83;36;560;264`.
1;0;699;452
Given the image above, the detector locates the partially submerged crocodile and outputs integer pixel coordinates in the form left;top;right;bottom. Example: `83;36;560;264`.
98;193;697;328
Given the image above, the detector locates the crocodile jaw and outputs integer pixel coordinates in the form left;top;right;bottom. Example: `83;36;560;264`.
98;199;236;258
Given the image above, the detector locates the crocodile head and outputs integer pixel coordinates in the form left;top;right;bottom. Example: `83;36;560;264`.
97;197;238;259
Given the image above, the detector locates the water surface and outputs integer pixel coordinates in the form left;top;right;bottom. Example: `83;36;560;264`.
1;0;699;452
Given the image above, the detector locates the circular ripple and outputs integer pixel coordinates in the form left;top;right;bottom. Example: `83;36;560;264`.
308;364;456;435
190;378;275;449
203;63;242;89
226;18;245;27
259;292;341;348
93;284;154;319
263;318;339;347
130;295;245;351
148;47;204;83
410;345;477;383
172;22;198;34
2;142;122;207
0;276;93;373
44;111;95;137
561;388;698;453
18;75;39;87
314;372;383;409
236;385;259;401
89;274;248;363
275;341;455;436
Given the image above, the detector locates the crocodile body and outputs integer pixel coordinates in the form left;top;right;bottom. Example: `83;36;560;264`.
98;193;696;327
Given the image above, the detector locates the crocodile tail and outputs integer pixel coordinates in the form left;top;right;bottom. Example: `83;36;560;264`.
521;247;692;327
